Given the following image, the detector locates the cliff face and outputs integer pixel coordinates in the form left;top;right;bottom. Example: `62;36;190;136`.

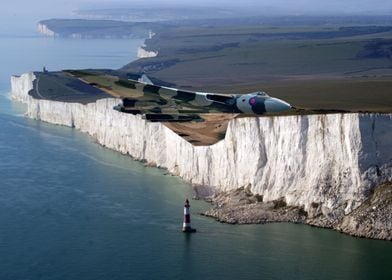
37;23;58;37
137;46;158;58
36;19;155;39
11;73;392;237
11;73;36;103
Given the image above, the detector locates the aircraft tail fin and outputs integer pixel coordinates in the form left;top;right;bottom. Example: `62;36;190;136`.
138;74;154;85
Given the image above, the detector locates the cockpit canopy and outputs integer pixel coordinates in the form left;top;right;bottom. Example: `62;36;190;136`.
250;91;269;97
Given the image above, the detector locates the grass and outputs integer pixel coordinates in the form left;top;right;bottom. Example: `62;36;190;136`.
33;72;109;104
65;70;146;99
234;78;392;112
122;24;392;113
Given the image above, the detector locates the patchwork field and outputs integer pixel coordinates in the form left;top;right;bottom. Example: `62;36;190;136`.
32;20;392;144
123;25;392;112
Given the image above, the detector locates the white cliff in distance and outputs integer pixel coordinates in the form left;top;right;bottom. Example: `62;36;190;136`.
37;23;58;37
11;73;392;237
137;46;158;58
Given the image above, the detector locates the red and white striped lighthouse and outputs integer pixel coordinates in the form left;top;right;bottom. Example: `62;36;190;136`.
182;199;196;233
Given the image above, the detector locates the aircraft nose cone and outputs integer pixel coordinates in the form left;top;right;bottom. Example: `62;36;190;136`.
265;98;291;113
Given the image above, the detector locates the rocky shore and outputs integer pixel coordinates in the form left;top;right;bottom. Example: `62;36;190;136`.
201;182;392;240
201;187;307;224
336;182;392;240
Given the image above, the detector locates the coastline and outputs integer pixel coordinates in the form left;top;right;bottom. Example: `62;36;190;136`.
36;19;159;40
201;183;392;240
37;23;58;37
10;72;392;240
36;21;156;59
137;31;158;58
137;45;158;58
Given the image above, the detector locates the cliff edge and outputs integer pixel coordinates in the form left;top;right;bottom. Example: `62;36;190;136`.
11;72;392;239
37;23;58;37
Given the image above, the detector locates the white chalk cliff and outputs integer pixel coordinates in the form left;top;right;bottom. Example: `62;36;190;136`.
137;46;158;58
11;73;392;221
37;23;58;37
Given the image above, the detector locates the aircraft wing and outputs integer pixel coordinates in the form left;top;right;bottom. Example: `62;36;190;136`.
117;79;203;103
65;70;291;120
113;103;204;122
117;78;236;113
65;70;229;112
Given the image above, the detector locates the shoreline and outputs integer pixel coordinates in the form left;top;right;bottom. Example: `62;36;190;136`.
8;21;392;241
10;72;392;240
137;45;158;58
200;184;392;240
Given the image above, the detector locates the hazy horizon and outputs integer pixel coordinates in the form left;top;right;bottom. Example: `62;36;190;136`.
80;0;392;14
3;0;392;18
1;0;391;36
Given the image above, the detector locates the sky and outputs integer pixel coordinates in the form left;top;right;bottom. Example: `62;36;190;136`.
2;0;392;15
1;0;391;35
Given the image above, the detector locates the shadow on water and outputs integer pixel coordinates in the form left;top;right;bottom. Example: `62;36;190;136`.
183;231;198;251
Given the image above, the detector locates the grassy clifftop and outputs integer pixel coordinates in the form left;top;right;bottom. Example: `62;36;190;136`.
123;25;392;83
123;24;392;112
36;17;392;112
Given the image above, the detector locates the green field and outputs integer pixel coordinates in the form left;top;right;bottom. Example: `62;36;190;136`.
38;19;392;113
122;24;392;112
241;79;392;113
124;25;392;83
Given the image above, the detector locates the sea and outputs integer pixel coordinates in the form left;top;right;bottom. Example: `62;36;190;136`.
0;29;391;280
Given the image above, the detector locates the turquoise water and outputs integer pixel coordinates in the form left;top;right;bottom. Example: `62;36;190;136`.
0;35;391;280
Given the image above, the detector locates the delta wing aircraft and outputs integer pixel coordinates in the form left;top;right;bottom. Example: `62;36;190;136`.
113;75;291;122
66;70;292;122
